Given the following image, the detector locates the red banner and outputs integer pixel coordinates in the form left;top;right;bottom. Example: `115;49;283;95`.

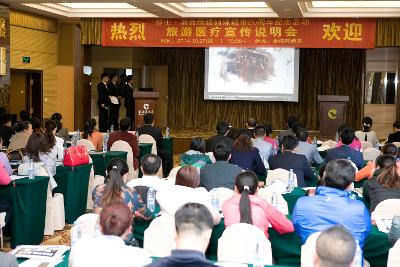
102;18;376;48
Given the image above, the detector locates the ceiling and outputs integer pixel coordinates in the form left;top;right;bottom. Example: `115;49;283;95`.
1;0;400;20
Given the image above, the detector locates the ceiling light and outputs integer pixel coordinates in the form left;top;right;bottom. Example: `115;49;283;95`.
182;2;269;8
58;2;136;9
311;1;400;8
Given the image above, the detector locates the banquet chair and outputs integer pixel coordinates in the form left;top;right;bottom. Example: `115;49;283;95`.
218;223;273;265
301;231;321;267
208;187;234;211
321;140;337;149
110;140;138;181
0;212;5;250
257;188;289;215
166;166;181;184
144;214;176;257
371;199;400;221
361;141;373;151
53;193;65;231
388;239;400;267
139;134;157;155
70;213;100;245
76;139;96;151
206;152;216;163
265;168;298;187
86;155;105;210
362;148;381;162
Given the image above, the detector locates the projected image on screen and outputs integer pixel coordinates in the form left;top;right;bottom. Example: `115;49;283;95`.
204;47;299;102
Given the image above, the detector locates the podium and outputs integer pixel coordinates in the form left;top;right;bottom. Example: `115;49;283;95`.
318;95;349;138
133;91;160;127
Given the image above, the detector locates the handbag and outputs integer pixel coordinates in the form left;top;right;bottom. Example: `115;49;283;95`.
63;145;89;167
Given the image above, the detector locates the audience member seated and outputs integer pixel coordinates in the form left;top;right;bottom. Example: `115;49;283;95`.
127;154;168;191
19;110;30;122
355;117;378;145
363;155;400;212
0;151;13;176
156;165;221;224
137;113;172;177
295;127;323;164
44;120;64;161
108;117;139;171
23;132;57;182
200;143;242;191
356;143;398;182
252;126;273;165
314;226;356;267
293;159;371;248
83;118;103;151
69;202;152;267
336;124;361;151
92;158;151;220
0;114;13;147
180;137;212;171
387;120;400;143
51;113;69;142
0;161;11;225
278;116;298;144
263;124;278;154
146;203;215;267
0;252;18;267
31;117;43;133
269;135;316;187
205;121;233;152
8;121;32;150
246;117;257;138
222;171;294;238
326;127;365;169
230;133;266;176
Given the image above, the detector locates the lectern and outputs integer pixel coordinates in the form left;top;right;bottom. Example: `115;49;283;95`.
318;95;349;138
133;91;160;127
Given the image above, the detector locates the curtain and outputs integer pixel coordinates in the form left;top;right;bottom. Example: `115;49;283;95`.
80;18;101;45
376;18;400;47
151;48;365;131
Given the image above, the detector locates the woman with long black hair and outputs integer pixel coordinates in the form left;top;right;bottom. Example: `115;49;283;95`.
222;171;294;238
355;117;378;145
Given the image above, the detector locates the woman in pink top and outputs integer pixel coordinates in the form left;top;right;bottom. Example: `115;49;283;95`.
263;124;278;153
222;171;294;238
335;124;361;151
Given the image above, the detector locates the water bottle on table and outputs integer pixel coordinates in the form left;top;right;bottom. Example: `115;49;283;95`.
71;222;82;247
210;188;219;210
28;159;34;180
286;169;295;193
110;124;114;133
147;187;156;213
102;132;109;153
335;132;340;142
253;238;264;267
271;191;278;208
165;127;170;138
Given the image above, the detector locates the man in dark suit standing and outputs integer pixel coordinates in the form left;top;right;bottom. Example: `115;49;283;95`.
205;121;233;152
124;75;135;125
269;135;316;187
108;73;121;130
137;113;172;177
326;128;365;169
97;72;110;132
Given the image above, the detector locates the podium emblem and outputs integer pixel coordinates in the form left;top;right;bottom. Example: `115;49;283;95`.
328;109;337;119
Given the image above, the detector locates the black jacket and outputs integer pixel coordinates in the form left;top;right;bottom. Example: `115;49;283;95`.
205;134;233;152
97;81;110;107
124;84;134;109
137;124;163;150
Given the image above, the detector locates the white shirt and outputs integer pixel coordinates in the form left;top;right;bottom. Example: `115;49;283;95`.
69;235;152;267
355;130;378;145
127;175;170;192
54;136;65;161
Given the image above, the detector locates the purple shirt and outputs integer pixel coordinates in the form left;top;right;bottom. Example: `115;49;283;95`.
0;152;13;175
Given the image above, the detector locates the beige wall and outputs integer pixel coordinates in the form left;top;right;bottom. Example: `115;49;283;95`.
9;11;75;130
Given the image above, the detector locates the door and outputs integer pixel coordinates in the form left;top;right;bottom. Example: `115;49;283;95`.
147;66;168;128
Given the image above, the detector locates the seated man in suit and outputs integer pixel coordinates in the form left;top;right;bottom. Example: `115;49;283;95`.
295;127;323;164
200;142;242;191
147;203;215;267
205;121;233;153
293;159;371;248
326;127;365;169
278;116;298;144
268;135;316;187
137;113;172;177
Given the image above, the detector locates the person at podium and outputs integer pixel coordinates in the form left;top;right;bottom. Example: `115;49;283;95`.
123;75;135;126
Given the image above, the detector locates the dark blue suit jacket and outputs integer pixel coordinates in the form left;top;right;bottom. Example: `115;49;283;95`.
325;145;365;169
268;151;316;187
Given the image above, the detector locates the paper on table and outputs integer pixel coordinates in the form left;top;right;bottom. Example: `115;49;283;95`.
10;175;27;181
110;96;119;105
11;245;70;260
376;219;392;233
302;187;317;191
214;262;247;267
19;257;63;267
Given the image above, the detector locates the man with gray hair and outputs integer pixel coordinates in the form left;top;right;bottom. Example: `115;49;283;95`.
314;226;357;267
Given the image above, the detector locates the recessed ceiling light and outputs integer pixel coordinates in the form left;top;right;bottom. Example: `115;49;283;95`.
182;2;269;8
58;2;136;9
312;1;400;8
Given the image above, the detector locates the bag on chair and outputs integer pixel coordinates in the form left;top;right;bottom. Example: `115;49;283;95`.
63;145;89;167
